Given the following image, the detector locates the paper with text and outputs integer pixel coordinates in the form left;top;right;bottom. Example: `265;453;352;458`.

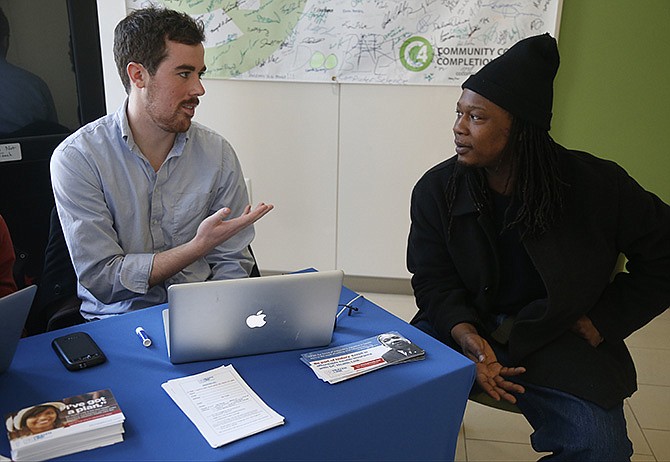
162;365;284;448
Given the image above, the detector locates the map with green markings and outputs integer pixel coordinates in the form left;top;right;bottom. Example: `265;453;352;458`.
126;0;560;85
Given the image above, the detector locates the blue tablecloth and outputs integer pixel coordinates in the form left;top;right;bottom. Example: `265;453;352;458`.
0;285;474;461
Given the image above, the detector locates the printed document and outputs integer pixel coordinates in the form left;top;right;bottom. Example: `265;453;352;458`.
162;365;284;448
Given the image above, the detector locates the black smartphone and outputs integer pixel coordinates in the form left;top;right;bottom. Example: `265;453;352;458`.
51;332;106;371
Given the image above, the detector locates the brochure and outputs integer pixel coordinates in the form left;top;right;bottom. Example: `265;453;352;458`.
301;331;425;384
162;364;284;448
4;389;125;461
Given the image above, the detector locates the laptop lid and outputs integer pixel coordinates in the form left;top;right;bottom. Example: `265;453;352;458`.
165;270;344;364
0;285;37;374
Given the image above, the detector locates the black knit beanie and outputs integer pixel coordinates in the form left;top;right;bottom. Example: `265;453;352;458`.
462;33;559;131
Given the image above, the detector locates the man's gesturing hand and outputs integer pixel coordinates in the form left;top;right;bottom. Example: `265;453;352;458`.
148;203;274;287
193;203;274;256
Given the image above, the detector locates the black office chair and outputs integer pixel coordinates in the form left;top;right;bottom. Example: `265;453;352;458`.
25;207;84;335
248;246;261;278
11;245;29;289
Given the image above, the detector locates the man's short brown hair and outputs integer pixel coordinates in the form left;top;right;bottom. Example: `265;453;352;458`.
113;7;205;93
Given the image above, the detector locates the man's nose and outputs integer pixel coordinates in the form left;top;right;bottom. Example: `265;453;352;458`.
192;78;205;97
453;116;467;135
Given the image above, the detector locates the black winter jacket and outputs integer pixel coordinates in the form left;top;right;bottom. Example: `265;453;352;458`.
407;146;670;408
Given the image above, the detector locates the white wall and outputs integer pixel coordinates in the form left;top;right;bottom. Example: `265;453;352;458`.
96;1;459;280
337;84;457;278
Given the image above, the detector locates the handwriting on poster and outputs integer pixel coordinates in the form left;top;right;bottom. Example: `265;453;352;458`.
126;0;561;86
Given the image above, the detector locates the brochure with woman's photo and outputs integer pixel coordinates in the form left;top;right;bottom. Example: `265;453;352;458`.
301;331;425;384
4;389;125;461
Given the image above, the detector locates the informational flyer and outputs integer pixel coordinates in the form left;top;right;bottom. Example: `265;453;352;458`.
4;389;125;462
301;331;425;384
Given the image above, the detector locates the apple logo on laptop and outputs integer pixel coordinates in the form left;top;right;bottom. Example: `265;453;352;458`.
246;310;267;329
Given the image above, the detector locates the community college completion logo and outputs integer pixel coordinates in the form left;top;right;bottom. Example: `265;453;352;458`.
399;36;434;72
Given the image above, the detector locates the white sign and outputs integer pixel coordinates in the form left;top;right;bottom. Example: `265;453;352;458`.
0;143;22;163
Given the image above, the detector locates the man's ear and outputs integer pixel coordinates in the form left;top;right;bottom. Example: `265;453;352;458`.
127;62;147;89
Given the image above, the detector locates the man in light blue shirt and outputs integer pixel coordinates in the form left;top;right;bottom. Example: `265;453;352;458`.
50;7;273;319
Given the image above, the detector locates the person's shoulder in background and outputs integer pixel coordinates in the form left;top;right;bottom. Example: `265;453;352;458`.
0;213;18;298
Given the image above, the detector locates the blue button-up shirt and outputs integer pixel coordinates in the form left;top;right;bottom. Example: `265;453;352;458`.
51;101;254;319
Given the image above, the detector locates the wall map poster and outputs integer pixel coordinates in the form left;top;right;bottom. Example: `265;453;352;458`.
126;0;562;86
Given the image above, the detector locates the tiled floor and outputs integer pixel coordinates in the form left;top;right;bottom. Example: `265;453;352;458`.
360;292;670;462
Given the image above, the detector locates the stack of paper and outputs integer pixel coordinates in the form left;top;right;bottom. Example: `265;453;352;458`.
301;331;425;384
4;389;125;461
162;364;284;448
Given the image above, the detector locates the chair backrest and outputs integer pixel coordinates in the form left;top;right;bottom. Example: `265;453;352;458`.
248;246;261;278
25;207;81;335
610;253;626;281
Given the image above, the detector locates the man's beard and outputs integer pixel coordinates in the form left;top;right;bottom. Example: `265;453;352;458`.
453;157;482;180
145;85;196;133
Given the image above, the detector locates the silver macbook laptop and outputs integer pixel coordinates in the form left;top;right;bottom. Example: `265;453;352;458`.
164;270;344;364
0;285;36;374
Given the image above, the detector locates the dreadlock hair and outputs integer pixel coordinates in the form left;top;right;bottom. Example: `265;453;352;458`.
445;116;566;239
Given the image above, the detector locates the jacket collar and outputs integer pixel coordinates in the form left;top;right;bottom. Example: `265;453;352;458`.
449;173;480;216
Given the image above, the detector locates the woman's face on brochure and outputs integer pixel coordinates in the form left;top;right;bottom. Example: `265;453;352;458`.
25;408;58;434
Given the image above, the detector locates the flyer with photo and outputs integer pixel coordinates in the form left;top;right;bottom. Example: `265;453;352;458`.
4;389;125;461
301;331;425;384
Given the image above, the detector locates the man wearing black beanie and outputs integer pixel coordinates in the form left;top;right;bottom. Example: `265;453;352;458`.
407;34;670;460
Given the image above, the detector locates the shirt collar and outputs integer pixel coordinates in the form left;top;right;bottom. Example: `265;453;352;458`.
116;98;133;144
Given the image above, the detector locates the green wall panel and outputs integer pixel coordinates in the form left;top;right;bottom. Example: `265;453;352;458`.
553;0;670;202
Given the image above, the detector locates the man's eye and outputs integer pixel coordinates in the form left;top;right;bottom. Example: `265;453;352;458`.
178;72;190;78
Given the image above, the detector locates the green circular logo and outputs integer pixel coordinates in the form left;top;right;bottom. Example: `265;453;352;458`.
400;36;434;72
